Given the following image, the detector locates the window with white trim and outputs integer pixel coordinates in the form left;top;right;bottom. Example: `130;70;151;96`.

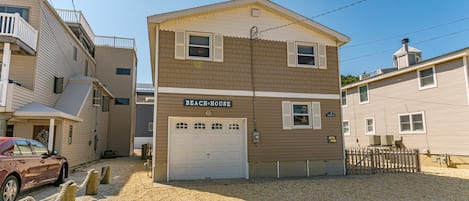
282;101;321;130
187;33;211;59
365;117;375;135
399;112;425;134
175;31;223;62
287;41;327;69
341;90;347;107
359;85;369;104
418;67;436;90
343;120;350;136
92;89;101;107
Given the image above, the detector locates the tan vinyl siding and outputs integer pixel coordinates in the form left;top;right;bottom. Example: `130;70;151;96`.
0;54;36;90
158;30;339;94
155;93;343;164
343;58;469;155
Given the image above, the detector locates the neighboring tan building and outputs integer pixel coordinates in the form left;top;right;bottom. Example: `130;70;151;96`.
0;0;136;167
148;0;350;182
342;39;469;167
134;83;154;149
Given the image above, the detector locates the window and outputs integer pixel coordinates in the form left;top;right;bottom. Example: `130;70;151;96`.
211;123;223;130
54;76;64;94
194;123;206;129
116;68;131;75
187;33;211;59
148;122;154;132
0;6;29;21
15;140;33;156
359;85;369;104
84;60;89;76
341;90;347;107
30;141;48;155
102;96;110;112
418;67;437;90
282;101;321;130
297;43;316;66
229;124;240;130
176;122;187;129
93;89;101;107
6;125;13;137
365;117;375;135
343;121;350;136
68;125;73;144
115;98;130;105
73;46;77;61
399;112;426;134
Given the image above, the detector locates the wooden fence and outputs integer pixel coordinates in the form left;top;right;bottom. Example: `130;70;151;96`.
345;147;421;175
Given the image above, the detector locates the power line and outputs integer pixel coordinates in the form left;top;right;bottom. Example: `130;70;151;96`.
71;0;80;22
259;0;368;34
341;27;469;63
343;16;469;49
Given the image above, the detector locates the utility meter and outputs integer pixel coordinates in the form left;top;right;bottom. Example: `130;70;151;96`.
252;131;260;143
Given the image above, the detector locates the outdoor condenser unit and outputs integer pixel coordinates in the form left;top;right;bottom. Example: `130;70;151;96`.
381;135;394;146
369;135;381;146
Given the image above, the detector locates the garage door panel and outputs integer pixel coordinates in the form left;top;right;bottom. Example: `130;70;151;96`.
169;117;246;180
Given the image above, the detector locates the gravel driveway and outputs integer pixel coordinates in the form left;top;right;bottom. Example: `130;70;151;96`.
19;157;469;201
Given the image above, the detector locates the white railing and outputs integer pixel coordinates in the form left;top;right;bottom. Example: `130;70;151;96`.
95;36;136;50
0;13;38;51
56;9;95;42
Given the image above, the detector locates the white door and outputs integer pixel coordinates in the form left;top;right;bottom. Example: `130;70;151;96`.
168;117;247;180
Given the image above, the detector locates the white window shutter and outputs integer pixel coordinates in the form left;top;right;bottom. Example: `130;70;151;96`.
213;34;224;62
282;101;292;130
287;41;297;67
312;102;322;129
318;44;327;69
174;31;186;60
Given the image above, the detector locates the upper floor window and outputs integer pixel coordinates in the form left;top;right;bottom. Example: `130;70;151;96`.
359;85;369;104
341;90;347;107
174;31;223;62
287;41;326;69
115;98;130;105
116;68;131;75
399;112;425;134
188;34;211;59
418;67;437;90
73;46;78;61
0;5;29;21
92;89;101;107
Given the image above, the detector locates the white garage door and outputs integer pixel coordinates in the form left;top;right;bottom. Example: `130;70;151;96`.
168;117;247;181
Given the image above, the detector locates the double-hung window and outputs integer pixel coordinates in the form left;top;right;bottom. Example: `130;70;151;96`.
359;85;369;104
399;112;425;134
341;90;347;107
187;33;211;60
364;117;375;135
343;120;350;136
418;67;437;90
92;89;101;107
282;101;321;130
297;43;316;67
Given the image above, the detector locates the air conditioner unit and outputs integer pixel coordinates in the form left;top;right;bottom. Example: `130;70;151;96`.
369;135;381;146
381;135;394;146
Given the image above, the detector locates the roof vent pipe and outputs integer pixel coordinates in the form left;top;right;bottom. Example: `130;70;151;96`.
402;38;409;53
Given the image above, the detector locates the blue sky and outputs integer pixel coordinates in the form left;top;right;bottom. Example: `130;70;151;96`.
49;0;469;84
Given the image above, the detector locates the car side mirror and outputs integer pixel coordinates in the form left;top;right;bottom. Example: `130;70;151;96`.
51;150;59;155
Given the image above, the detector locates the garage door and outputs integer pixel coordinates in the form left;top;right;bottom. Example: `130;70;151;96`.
168;117;247;180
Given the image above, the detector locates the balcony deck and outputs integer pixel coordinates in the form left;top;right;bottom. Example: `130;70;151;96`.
0;13;38;55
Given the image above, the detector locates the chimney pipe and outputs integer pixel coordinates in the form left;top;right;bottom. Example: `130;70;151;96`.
402;38;409;53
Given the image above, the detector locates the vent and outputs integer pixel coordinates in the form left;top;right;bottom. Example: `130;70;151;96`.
54;76;64;94
251;8;261;17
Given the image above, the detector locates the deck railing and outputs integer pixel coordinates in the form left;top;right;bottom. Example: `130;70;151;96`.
0;13;38;51
56;9;95;42
95;36;136;50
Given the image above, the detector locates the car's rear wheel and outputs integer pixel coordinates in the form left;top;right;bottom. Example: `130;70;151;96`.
1;175;19;201
54;165;66;186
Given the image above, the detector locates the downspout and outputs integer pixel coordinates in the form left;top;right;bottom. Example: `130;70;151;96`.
337;41;347;176
250;26;259;139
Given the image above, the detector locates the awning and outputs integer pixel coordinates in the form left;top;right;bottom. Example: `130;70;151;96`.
14;102;82;122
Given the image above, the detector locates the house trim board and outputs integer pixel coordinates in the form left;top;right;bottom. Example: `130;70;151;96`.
157;87;340;100
152;24;159;182
463;56;469;106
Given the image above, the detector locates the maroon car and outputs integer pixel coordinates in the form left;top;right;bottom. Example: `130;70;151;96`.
0;137;68;201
